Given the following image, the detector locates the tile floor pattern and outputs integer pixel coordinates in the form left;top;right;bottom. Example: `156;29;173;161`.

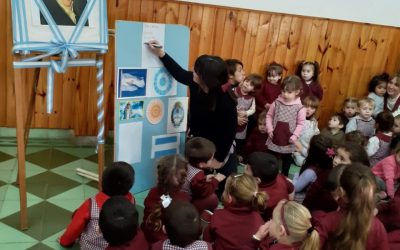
0;140;147;250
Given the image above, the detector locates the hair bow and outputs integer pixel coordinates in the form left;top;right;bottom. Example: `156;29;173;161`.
160;194;172;208
326;148;335;158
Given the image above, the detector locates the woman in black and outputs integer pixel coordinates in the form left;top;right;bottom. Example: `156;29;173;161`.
147;41;238;194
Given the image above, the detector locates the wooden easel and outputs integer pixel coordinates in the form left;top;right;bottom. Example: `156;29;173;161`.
13;54;105;230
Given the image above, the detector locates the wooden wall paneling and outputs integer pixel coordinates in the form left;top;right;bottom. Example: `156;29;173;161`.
126;0;142;21
219;10;238;59
187;5;204;64
211;9;228;58
241;12;260;71
293;18;313;63
262;15;283;73
198;7;217;55
282;16;302;76
274;16;292;68
165;2;180;24
60;70;77;129
0;0;7;125
230;11;249;60
251;14;272;75
153;1;167;23
140;0;155;22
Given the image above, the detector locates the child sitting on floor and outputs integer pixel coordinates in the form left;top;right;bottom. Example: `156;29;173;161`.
99;196;149;250
320;113;345;145
59;161;135;249
182;137;225;212
152;200;212;249
367;111;393;166
246;152;294;220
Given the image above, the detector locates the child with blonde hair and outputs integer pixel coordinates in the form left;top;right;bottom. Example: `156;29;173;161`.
254;200;319;250
266;75;306;176
346;97;376;138
203;173;267;250
141;154;190;244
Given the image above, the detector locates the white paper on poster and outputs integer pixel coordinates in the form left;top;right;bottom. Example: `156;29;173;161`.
167;97;189;133
142;23;165;67
146;67;177;97
117;122;143;163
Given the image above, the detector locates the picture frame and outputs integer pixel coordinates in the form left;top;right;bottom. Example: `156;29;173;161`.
11;0;108;54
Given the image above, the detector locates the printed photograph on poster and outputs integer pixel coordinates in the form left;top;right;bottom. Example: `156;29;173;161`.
119;100;144;121
146;67;177;97
117;122;143;164
151;133;180;159
142;23;165;67
146;99;164;125
167;97;189;133
15;0;107;45
117;68;147;98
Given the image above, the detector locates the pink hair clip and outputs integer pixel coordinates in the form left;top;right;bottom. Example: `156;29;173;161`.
326;148;335;158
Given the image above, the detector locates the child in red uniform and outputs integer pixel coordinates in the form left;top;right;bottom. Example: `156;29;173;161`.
255;63;283;113
242;111;269;160
245;152;294;220
203;174;267;250
303;142;369;212
296;61;323;100
315;164;389;250
141;154;190;244
99;196;149;250
59;161;135;249
254;200;319;250
182;137;225;212
152;201;212;250
266;75;306;176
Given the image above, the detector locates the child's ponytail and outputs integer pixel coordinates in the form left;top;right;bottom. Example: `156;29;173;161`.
252;191;268;211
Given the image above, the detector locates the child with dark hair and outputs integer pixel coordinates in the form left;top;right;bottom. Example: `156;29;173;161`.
340;97;358;127
182;137;225;212
225;59;245;87
255;63;283;113
152;201;212;249
344;130;369;148
99;196;149;250
266;75;306;176
293;134;333;203
203;174;267;249
367;111;394;166
368;73;390;117
333;141;370;167
142;154;190;244
372;147;400;199
235;74;263;154
59;162;135;249
246;152;294;220
393;114;400;136
315;164;389;250
296;60;323;100
320;113;345;145
242;111;269;160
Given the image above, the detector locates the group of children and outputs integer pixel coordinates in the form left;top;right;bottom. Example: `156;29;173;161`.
57;58;400;249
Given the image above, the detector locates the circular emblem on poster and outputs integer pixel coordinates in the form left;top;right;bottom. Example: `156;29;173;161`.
171;101;185;128
147;99;164;124
154;68;173;95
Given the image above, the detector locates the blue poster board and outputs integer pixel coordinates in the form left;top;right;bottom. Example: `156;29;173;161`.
115;21;189;193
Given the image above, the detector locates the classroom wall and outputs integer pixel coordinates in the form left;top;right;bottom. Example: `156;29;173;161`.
1;0;400;135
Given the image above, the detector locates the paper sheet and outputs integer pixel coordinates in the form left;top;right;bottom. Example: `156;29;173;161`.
141;23;165;67
117;122;143;163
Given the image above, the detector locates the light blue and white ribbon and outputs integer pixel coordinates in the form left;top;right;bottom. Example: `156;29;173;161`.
11;0;108;114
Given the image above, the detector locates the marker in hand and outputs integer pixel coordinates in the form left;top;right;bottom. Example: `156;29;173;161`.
144;42;163;48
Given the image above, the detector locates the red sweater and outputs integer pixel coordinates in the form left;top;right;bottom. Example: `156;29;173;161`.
203;205;264;250
315;210;389;250
141;187;190;244
388;230;400;250
300;80;323;101
152;239;212;250
302;169;338;213
259;238;301;250
190;169;219;199
378;187;400;232
60;192;135;247
242;128;269;159
255;80;281;113
106;230;149;250
258;175;294;221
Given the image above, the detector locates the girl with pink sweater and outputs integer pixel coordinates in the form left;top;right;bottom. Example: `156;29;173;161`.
372;147;400;199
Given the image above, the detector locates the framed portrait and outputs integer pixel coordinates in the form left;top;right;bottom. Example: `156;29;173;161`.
11;0;108;53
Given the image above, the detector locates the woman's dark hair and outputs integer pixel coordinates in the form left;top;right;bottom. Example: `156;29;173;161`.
163;201;202;247
300;134;333;174
102;161;134;196
99;196;138;246
225;59;243;76
296;61;320;82
194;55;228;91
367;73;390;93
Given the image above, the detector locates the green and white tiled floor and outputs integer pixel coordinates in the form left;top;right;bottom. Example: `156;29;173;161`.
0;134;147;250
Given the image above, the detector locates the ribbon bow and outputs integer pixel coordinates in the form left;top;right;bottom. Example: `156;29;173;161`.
326;148;335;158
160;194;172;208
